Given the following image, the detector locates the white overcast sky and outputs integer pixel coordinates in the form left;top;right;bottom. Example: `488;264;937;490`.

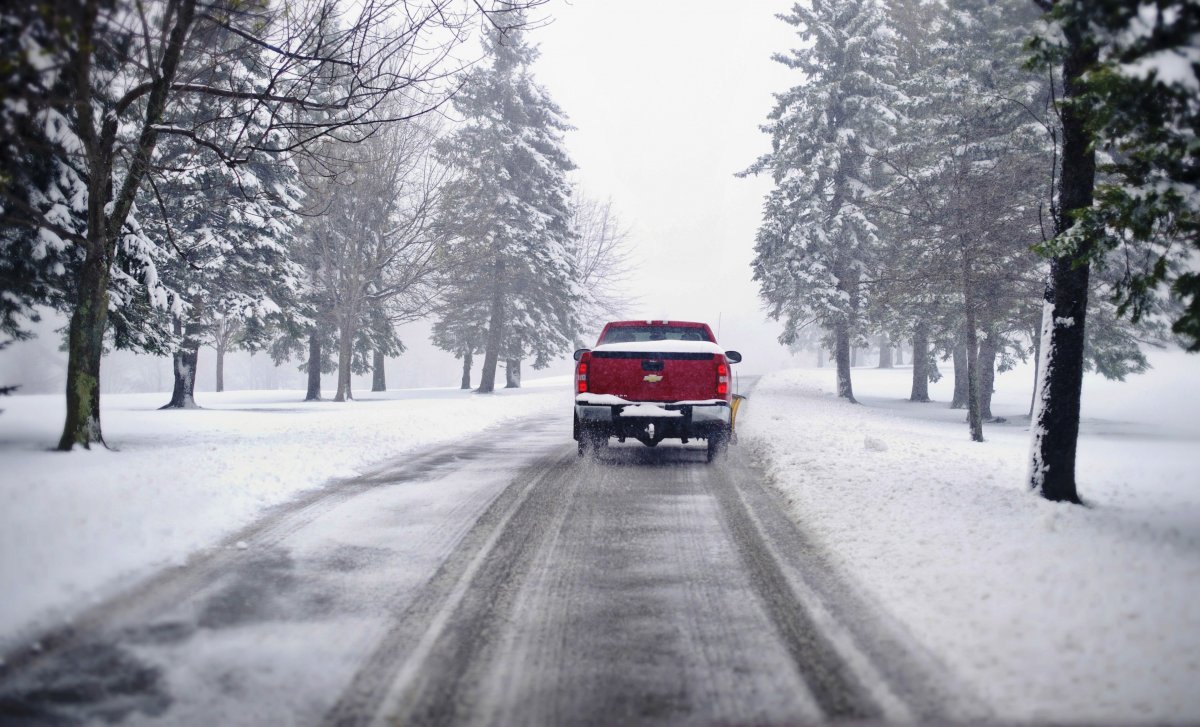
526;1;802;369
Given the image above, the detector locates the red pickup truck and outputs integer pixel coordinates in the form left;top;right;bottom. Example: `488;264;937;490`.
573;320;742;462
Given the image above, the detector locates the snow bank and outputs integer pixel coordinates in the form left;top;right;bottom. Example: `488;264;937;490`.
739;353;1200;722
0;378;570;651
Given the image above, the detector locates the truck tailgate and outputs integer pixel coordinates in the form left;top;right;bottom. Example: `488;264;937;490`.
588;351;717;402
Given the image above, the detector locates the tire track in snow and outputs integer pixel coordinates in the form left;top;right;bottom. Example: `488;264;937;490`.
350;438;909;726
324;445;580;726
0;419;563;725
0;439;506;682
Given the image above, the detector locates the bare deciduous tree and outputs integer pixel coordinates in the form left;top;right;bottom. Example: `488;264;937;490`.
0;0;547;448
570;193;637;340
305;118;448;402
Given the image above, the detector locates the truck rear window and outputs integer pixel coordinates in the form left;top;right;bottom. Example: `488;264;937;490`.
600;326;713;344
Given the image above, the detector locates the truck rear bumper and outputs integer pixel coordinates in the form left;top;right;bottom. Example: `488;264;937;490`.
574;401;731;441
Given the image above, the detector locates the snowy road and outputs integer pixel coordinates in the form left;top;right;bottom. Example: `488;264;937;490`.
0;396;969;725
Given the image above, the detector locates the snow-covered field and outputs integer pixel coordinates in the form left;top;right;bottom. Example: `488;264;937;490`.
0;378;570;653
740;350;1200;723
4;351;1197;723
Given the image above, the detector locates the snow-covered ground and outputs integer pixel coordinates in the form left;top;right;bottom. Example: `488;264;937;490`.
0;378;570;653
4;351;1197;723
739;350;1200;723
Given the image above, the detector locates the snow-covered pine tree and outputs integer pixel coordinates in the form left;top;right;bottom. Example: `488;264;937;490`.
140;33;305;409
745;0;901;404
1058;1;1200;350
0;5;72;368
0;0;182;444
433;22;581;393
430;245;492;391
876;0;1050;440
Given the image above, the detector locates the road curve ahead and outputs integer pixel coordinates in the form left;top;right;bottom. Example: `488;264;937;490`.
0;401;973;726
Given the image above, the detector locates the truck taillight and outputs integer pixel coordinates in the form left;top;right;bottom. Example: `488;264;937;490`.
576;361;588;393
716;361;728;396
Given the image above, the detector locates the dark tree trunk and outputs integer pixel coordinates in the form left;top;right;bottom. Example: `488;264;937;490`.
910;321;931;402
305;330;322;401
162;315;201;409
58;246;109;450
965;336;983;441
504;358;521;388
56;0;197;449
163;346;200;409
1033;263;1090;503
963;310;983;443
215;343;226;393
371;350;386;392
478;258;506;394
951;340;968;409
979;327;998;421
334;318;354;402
877;334;893;368
961;250;984;442
460;351;472;390
1030;14;1097;504
834;321;857;403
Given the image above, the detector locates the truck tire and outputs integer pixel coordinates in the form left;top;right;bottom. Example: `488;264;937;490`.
578;428;607;458
706;429;730;463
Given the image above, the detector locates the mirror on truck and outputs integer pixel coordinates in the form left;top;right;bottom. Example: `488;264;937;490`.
573;348;591;362
725;350;743;364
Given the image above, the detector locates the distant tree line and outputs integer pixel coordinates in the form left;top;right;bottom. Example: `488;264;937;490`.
0;0;631;448
748;0;1198;502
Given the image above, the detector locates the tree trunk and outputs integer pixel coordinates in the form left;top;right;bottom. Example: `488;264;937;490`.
460;351;472;390
58;246;109;450
56;0;197;449
504;358;521;388
372;350;386;392
305;330;322;401
1029;321;1041;417
979;327;998;421
910;321;931;402
163;346;201;409
1030;15;1097;504
1032;265;1090;503
162;315;201;410
877;334;893;368
851;346;859;367
477;258;506;394
816;347;825;368
895;345;904;366
834;321;857;403
58;15;110;452
215;342;226;393
951;340;968;409
334;320;354;402
963;302;983;442
961;250;984;442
